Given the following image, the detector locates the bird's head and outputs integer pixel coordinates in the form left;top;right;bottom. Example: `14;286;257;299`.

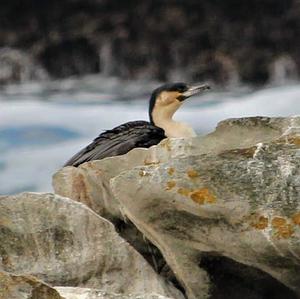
149;82;210;125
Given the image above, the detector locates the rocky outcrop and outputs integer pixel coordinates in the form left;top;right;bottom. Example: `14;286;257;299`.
54;116;300;299
0;192;183;299
2;116;300;299
111;116;300;299
0;1;299;84
56;287;175;299
0;271;63;299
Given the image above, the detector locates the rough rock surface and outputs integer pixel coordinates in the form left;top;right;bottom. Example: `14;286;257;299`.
108;116;300;299
0;192;183;299
52;116;300;298
56;287;174;299
0;271;63;299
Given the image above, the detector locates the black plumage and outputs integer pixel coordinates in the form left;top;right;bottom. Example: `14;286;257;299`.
64;121;165;167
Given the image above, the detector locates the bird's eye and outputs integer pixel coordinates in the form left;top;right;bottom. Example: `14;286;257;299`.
177;85;188;93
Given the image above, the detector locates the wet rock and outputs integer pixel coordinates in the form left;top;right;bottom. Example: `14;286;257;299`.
106;116;300;299
0;271;63;299
0;47;48;85
0;192;183;299
56;286;174;299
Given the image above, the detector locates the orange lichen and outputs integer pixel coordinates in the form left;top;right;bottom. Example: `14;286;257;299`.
271;217;294;239
276;135;300;147
271;217;287;228
190;188;216;205
177;188;191;197
187;169;199;179
292;212;300;226
165;181;176;190
168;167;175;176
287;136;300;146
251;215;269;230
275;224;294;239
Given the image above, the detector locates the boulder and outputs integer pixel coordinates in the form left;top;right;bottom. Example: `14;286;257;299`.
0;271;63;299
0;192;183;299
52;116;300;298
56;286;174;299
110;116;300;299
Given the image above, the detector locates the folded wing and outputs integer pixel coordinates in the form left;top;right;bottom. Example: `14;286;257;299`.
64;121;166;167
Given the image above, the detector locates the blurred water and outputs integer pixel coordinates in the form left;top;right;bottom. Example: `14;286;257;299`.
0;76;300;195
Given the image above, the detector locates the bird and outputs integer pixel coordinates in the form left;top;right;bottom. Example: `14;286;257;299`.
64;82;210;167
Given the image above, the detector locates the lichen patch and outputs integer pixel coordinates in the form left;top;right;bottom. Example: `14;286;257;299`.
275;224;294;239
271;217;287;228
189;188;216;205
187;169;199;179
168;167;175;176
276;135;300;147
250;215;269;230
292;212;300;226
166;181;176;190
271;217;294;239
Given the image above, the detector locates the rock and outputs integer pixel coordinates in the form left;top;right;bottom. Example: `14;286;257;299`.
56;286;174;299
0;192;183;299
53;117;300;296
106;116;300;299
0;270;63;299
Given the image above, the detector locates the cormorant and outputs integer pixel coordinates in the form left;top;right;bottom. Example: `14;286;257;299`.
64;82;210;167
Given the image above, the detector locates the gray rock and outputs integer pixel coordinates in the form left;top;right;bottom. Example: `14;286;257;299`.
56;286;174;299
0;270;63;299
52;116;300;298
0;192;183;299
108;116;300;299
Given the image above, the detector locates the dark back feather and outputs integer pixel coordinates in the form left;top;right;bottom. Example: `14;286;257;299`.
64;121;165;167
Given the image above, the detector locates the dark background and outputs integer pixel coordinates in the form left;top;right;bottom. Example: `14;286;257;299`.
0;0;299;86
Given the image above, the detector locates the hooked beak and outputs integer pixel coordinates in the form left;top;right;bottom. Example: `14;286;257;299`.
178;83;210;101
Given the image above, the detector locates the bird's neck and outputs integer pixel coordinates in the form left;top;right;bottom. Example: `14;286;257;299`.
152;110;196;138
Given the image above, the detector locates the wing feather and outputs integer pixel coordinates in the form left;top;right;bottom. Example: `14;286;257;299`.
64;121;165;167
